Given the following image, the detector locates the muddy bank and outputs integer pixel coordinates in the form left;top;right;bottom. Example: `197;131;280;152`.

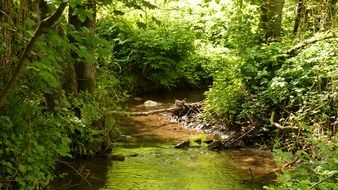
147;99;268;150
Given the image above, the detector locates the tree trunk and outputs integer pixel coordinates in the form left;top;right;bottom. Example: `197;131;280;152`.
62;62;79;95
259;0;285;43
327;0;338;28
19;0;30;23
293;0;304;35
0;0;14;75
0;1;67;108
68;0;96;95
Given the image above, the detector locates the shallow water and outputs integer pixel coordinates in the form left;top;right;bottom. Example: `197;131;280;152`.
102;146;272;190
51;90;275;190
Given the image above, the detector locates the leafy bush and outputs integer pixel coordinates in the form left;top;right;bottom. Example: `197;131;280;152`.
0;12;121;190
263;38;338;189
265;137;338;190
0;98;74;189
97;12;204;92
203;42;285;126
204;30;338;188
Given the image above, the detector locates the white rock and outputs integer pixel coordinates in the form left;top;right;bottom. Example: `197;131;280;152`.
144;100;161;107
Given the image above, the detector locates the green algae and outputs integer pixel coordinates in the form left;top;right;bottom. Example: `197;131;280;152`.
101;144;265;190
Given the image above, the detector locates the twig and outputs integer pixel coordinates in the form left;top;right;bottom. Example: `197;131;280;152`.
0;10;9;17
270;111;298;130
261;158;302;179
107;106;182;116
310;173;337;189
249;168;254;184
55;159;92;187
107;101;203;116
224;126;256;148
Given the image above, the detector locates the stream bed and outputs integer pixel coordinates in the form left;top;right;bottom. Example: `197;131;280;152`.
51;90;275;190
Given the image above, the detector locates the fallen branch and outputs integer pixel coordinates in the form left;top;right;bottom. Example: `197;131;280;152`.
107;100;203;116
107;106;182;116
55;159;91;187
270;111;298;130
285;32;337;57
258;158;302;181
310;172;337;189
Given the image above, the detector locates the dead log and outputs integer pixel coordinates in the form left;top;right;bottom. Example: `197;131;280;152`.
107;100;203;116
107;106;182;116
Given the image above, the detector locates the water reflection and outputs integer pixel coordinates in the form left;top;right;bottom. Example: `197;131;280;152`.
50;158;110;190
51;90;275;190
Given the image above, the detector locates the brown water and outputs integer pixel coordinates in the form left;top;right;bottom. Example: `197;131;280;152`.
51;90;275;190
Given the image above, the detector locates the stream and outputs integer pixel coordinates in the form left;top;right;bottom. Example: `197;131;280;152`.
51;90;275;190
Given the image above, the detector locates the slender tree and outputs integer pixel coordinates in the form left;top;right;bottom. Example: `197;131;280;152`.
68;0;97;95
293;0;304;34
259;0;285;42
0;0;14;73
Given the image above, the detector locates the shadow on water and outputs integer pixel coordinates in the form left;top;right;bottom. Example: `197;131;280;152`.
50;158;111;190
50;89;276;190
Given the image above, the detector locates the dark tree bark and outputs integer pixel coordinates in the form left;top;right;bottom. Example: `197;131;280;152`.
293;0;304;34
62;62;78;95
39;0;49;19
0;1;67;108
68;0;96;95
19;0;30;23
259;0;285;43
0;0;14;74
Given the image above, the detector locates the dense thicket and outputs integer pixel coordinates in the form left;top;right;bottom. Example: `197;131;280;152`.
97;3;210;92
0;1;120;189
201;0;338;189
1;0;338;189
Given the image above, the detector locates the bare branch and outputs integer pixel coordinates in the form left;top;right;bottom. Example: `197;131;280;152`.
270;111;298;130
286;32;337;57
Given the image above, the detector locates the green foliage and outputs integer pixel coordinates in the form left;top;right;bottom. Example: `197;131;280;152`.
97;0;223;92
0;2;120;189
0;98;73;189
262;38;338;189
2;0;337;189
204;28;338;188
201;45;245;125
98;14;198;90
203;42;285;127
199;2;338;189
265;137;338;190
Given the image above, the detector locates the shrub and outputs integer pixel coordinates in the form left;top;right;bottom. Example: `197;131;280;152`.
204;31;338;188
98;14;204;92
